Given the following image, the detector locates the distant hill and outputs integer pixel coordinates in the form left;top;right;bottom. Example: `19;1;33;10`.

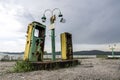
0;50;120;55
48;50;120;55
73;50;120;55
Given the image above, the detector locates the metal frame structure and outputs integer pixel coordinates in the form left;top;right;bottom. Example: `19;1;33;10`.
41;8;65;61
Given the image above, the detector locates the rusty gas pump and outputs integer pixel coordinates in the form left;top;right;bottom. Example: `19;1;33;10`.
24;21;46;61
61;32;73;60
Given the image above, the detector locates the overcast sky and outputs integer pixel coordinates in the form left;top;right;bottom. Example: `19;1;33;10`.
0;0;120;52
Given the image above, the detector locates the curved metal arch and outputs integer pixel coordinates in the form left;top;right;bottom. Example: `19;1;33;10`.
43;8;62;16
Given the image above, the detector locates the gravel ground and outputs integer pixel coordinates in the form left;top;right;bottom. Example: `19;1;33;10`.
0;58;120;80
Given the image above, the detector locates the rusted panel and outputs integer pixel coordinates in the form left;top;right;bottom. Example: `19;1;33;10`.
61;32;73;60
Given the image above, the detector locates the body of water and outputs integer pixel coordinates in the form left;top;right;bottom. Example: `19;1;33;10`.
0;52;120;60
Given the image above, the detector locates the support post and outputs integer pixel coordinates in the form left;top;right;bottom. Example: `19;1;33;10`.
51;29;56;61
112;48;114;57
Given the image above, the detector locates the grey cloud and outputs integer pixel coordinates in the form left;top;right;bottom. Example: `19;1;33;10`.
15;8;35;32
1;0;120;45
57;0;120;44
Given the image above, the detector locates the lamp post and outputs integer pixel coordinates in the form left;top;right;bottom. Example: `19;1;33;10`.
109;44;116;58
41;8;65;61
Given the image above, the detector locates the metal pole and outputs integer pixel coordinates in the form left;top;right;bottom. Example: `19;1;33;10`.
51;28;55;61
42;8;63;61
112;48;114;57
109;44;116;58
50;15;56;61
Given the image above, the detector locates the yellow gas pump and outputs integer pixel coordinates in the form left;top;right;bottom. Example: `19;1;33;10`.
61;32;73;60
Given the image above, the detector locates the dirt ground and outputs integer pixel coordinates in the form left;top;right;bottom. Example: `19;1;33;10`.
0;58;120;80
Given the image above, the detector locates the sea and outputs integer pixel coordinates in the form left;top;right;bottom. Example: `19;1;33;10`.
0;52;120;60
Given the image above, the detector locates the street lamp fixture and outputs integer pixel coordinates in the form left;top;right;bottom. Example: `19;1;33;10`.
41;14;46;22
109;44;116;58
41;8;65;61
58;12;63;17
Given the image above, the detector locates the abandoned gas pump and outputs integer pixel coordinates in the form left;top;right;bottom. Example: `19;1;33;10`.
24;21;46;61
61;32;73;60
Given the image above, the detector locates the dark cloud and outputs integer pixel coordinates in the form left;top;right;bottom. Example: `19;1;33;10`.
1;0;120;44
55;0;120;44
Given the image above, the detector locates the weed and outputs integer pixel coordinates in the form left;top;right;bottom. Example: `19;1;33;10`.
13;61;33;72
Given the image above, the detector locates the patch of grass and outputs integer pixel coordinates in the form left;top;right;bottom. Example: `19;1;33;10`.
96;55;108;58
0;60;22;62
107;57;120;59
74;57;93;59
13;61;33;72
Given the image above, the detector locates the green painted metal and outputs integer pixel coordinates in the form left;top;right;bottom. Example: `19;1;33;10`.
51;29;56;61
50;16;56;61
28;21;46;61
